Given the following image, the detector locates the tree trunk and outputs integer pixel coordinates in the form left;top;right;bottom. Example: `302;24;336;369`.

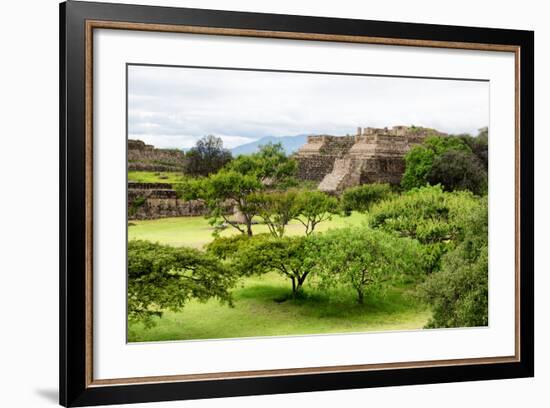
357;289;364;305
291;277;296;296
246;222;253;236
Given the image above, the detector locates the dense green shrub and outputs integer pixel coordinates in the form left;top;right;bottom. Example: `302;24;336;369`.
205;234;254;260
369;185;483;272
418;198;488;328
401;134;488;195
459;128;488;170
401;135;471;190
427;149;487;195
340;183;392;215
128;240;236;327
312;228;424;304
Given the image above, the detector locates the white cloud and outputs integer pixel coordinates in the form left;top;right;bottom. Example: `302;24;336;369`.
128;65;489;149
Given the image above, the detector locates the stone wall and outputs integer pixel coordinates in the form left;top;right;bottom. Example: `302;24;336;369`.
128;182;207;220
295;135;356;181
128;139;186;172
296;125;445;193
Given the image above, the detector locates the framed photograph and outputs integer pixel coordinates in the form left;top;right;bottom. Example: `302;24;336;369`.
60;1;534;406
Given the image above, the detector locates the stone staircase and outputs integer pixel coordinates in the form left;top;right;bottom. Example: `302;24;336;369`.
318;158;361;193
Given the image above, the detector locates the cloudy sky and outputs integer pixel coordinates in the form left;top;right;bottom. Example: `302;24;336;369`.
128;64;489;149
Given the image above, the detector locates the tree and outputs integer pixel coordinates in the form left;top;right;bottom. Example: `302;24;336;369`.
369;185;482;272
418;198;488;328
228;142;297;188
184;170;262;236
293;190;338;235
340;183;392;215
459;128;488;170
427;149;487;195
250;190;300;238
184;135;232;176
128;240;235;327
231;235;317;296
313;228;423;304
400;135;472;191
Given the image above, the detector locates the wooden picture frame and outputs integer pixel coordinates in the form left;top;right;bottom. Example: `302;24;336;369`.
60;1;534;406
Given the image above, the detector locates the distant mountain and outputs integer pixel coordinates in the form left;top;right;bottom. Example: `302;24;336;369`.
231;135;308;156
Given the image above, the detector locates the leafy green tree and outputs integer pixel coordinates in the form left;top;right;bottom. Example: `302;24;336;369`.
459;128;488;170
228;142;297;188
206;234;252;260
418;198;488;328
250;190;300;238
427;149;487;195
340;183;392;215
313;228;424;304
128;240;235;327
184;135;232;176
401;135;472;190
293;190;338;235
369;185;482;272
183;170;262;236
231;235;316;296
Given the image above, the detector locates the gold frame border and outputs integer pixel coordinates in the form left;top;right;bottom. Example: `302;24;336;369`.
84;20;521;388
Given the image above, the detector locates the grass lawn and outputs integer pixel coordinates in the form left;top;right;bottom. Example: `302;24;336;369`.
127;212;432;342
128;171;187;187
128;272;430;342
128;212;368;248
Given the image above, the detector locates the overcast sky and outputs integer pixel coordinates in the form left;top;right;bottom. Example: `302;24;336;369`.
128;65;489;149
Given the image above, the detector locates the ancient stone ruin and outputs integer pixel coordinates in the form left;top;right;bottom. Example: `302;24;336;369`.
295;126;446;193
128;182;207;220
128;139;186;172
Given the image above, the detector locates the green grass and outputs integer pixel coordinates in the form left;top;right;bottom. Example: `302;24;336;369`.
128;272;430;342
127;211;432;341
128;171;188;186
128;212;368;248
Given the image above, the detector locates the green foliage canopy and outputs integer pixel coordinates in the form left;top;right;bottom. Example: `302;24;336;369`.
418;197;488;328
401;135;471;190
183;169;263;236
128;240;236;327
250;190;300;238
369;185;482;272
427;149;487;195
228;142;297;188
231;235;317;296
293;190;339;236
312;228;424;304
184;135;232;177
340;183;392;215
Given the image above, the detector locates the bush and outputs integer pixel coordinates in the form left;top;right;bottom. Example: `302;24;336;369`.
418;199;488;327
401;135;471;190
340;183;392;215
128;240;236;326
369;185;483;272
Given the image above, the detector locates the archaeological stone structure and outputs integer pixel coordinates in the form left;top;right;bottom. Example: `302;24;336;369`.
128;139;186;172
294;126;446;193
128;182;207;220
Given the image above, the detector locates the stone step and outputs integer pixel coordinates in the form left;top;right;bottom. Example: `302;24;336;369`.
318;159;356;193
